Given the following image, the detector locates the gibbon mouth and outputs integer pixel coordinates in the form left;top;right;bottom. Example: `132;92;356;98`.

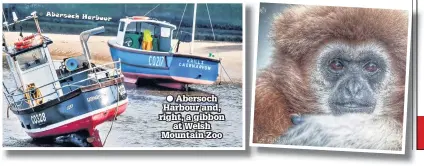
332;102;375;114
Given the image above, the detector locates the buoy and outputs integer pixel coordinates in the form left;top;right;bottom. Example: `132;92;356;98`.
22;34;36;41
15;44;32;50
14;39;31;47
14;34;43;50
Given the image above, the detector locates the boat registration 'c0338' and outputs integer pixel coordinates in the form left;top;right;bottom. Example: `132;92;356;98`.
2;11;128;147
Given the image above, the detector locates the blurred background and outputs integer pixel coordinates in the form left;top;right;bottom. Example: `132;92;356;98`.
256;3;294;70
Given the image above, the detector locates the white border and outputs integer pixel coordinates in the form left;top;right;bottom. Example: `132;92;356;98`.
1;2;246;150
412;0;417;150
249;0;412;154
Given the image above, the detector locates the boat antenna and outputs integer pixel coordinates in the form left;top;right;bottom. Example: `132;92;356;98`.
2;10;9;52
2;11;37;29
190;3;197;54
144;4;160;17
19;26;23;38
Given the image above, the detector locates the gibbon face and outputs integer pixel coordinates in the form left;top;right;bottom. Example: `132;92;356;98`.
312;41;392;116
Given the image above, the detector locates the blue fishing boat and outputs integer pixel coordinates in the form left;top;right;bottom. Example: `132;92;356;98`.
108;4;221;90
2;12;128;147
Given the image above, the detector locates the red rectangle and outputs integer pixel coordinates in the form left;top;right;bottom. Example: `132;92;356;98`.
418;116;424;150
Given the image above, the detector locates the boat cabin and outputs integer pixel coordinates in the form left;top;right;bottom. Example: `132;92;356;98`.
4;24;119;110
116;16;177;52
5;36;64;106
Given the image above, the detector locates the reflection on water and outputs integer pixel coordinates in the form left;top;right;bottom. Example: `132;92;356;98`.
2;68;243;148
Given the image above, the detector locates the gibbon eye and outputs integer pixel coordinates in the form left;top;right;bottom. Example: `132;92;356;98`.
329;59;344;71
364;62;379;73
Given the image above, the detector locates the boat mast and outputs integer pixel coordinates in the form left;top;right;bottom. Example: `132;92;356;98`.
190;3;197;54
2;12;40;91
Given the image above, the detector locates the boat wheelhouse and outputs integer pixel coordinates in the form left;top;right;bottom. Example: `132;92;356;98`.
2;12;128;147
108;13;221;90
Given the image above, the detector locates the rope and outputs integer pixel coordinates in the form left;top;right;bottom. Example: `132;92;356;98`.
144;4;160;17
34;16;42;35
6;105;10;119
177;4;188;35
205;4;231;90
102;80;121;146
219;63;223;84
172;3;188;51
206;4;216;41
204;4;225;86
219;63;241;93
168;4;239;95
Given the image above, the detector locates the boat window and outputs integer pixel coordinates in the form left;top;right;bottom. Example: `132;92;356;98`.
161;27;171;38
140;23;155;35
15;48;48;71
119;21;125;32
126;22;137;33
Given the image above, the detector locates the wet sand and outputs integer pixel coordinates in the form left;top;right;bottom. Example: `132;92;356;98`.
3;32;243;84
2;79;243;148
2;32;243;148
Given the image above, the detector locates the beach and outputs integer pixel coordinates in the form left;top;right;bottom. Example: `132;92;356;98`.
3;32;243;84
2;32;244;148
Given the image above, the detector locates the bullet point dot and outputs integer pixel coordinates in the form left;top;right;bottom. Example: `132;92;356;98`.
166;95;174;102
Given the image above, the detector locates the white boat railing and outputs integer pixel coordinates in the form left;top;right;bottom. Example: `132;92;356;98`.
3;60;123;112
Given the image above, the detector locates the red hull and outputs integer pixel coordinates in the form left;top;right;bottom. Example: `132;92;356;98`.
123;72;214;87
25;100;128;140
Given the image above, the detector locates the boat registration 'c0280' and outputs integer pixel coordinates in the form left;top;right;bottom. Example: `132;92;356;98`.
108;5;221;90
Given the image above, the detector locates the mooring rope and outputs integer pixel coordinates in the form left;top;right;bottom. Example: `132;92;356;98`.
219;63;241;93
219;63;224;84
6;105;10;119
205;4;240;93
102;77;121;146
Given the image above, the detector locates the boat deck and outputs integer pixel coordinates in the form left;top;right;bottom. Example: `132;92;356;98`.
55;62;116;95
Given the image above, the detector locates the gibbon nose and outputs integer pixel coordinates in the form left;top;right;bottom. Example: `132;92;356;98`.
344;78;364;98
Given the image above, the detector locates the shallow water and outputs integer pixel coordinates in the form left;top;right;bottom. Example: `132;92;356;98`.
2;68;243;148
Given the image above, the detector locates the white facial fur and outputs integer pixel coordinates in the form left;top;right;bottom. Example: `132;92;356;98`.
310;41;394;116
274;114;402;150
